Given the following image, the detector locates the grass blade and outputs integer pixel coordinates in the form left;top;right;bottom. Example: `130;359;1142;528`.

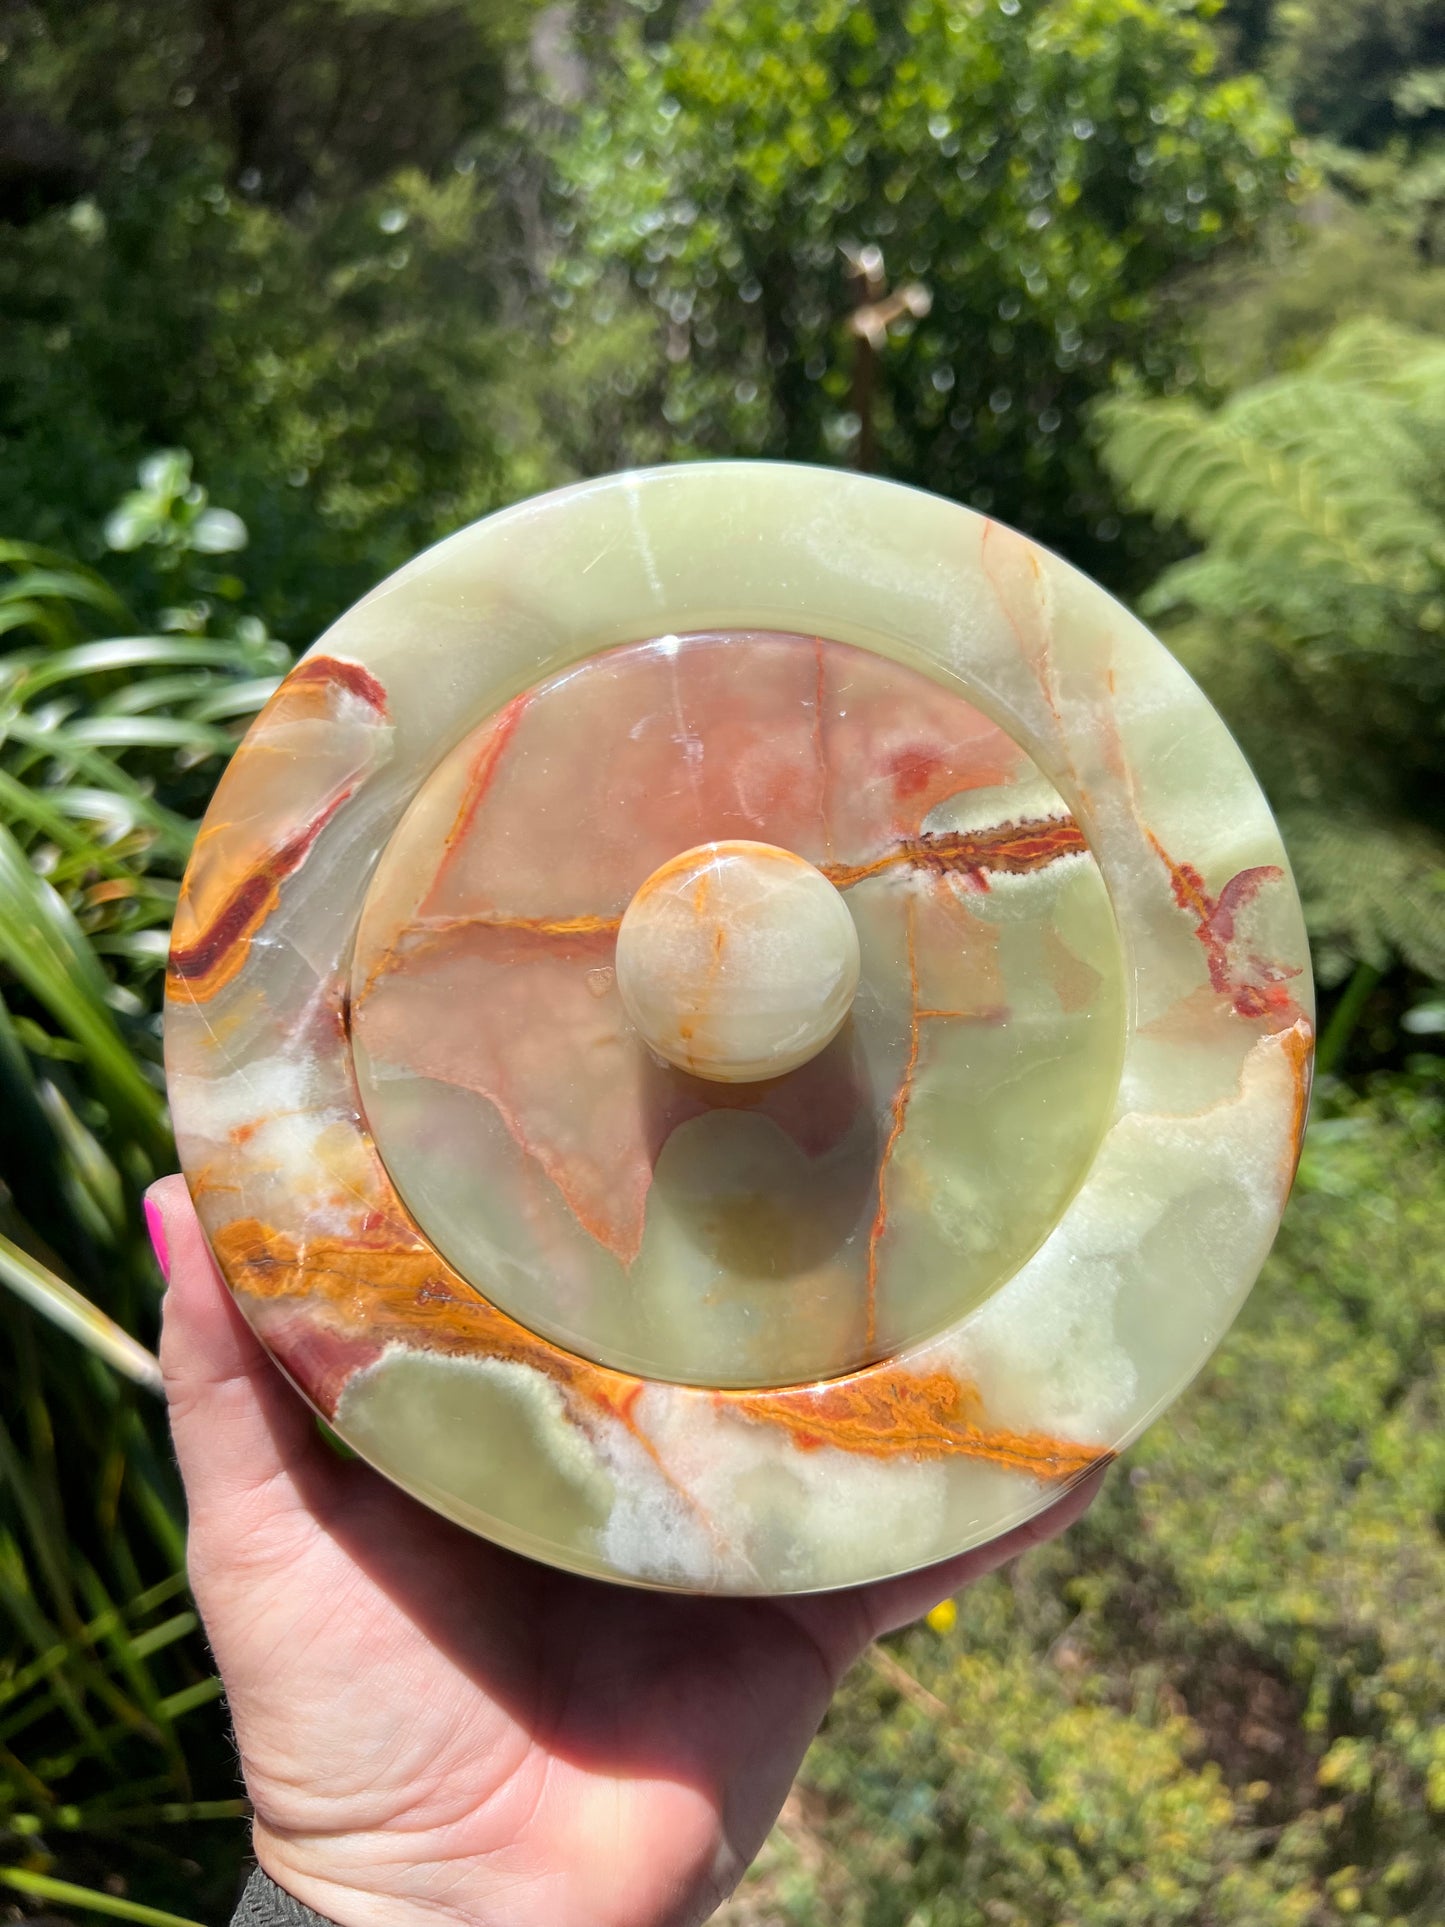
0;1866;205;1927
0;1575;189;1718
0;1233;162;1391
0;637;271;698
4;720;197;860
0;767;135;875
185;677;282;722
80;1798;250;1825
0;562;133;628
54;717;237;758
0;820;169;1158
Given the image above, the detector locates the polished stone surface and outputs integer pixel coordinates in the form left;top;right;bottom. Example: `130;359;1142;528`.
165;464;1313;1594
346;630;1124;1389
615;838;860;1085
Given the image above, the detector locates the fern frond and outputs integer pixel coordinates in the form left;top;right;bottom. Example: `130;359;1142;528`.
1099;393;1420;592
1104;313;1445;985
1226;380;1435;527
1140;553;1261;622
1282;808;1445;979
1305;315;1429;388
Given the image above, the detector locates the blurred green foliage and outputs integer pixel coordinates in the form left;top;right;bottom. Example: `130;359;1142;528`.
555;0;1297;578
1098;318;1445;997
0;466;286;1299
1263;0;1445;150
1215;0;1445;264
0;159;557;642
0;0;537;211
0;0;1443;1921
1215;0;1445;149
0;0;566;639
724;1083;1445;1926
0;485;282;1924
1186;205;1445;389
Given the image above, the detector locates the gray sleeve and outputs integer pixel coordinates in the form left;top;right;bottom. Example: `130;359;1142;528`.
231;1867;339;1927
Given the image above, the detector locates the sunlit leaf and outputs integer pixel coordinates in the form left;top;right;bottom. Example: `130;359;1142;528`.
0;1866;205;1927
189;507;248;554
0;1234;161;1392
0;820;168;1157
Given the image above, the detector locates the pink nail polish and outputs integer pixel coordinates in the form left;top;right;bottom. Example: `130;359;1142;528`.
143;1196;170;1283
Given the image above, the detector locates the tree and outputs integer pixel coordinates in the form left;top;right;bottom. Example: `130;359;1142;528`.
0;0;570;641
1268;0;1445;150
1184;200;1445;392
1098;317;1445;1031
1211;0;1445;149
554;0;1297;582
0;0;538;212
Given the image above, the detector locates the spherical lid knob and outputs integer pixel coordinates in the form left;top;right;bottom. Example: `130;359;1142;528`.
615;840;861;1082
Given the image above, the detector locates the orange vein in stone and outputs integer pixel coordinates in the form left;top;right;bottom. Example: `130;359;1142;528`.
1279;1019;1314;1188
981;520;1061;727
417;911;623;938
227;1105;316;1147
355;909;621;1002
865;897;920;1350
1144;829;1299;1024
361;822;1083;1003
738;1371;1111;1480
168;787;359;1000
353;694;536;1007
824;818;1086;890
217;1218;742;1570
678;876;726;1052
1145;828;1212;926
440;692;531;856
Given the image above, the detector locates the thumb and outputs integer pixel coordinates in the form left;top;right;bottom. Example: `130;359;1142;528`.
147;1174;338;1530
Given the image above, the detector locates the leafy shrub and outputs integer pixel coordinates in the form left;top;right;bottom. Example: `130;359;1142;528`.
0;466;284;1923
1185;199;1445;392
723;1081;1445;1927
1265;0;1445;150
0;162;564;643
553;0;1297;583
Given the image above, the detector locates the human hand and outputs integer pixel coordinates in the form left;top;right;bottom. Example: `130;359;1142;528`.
148;1175;1102;1927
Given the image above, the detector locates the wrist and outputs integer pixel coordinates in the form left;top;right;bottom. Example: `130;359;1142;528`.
234;1866;340;1927
251;1826;468;1927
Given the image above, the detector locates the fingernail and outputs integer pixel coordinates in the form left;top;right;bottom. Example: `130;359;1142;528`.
143;1195;170;1283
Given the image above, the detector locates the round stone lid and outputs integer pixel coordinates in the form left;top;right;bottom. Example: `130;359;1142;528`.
165;463;1313;1595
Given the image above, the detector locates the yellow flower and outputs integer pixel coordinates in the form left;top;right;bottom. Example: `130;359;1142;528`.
926;1598;958;1635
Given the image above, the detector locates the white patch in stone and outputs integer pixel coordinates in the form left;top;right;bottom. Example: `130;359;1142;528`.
589;1413;729;1589
952;1237;1140;1442
924;772;1073;838
338;1346;727;1589
170;1052;325;1139
630;1384;949;1592
942;1025;1300;1443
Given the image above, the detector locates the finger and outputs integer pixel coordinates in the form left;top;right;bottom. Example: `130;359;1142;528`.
787;1461;1107;1667
861;1461;1108;1639
148;1174;338;1522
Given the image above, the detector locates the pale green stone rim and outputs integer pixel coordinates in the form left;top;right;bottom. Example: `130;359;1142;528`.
168;462;1314;1594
